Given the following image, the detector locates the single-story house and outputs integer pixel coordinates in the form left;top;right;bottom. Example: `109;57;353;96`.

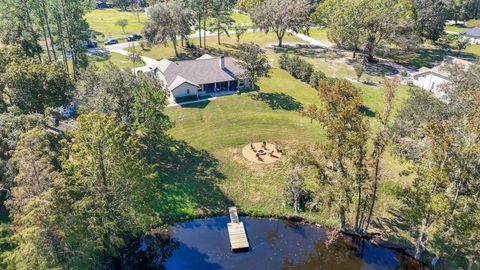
460;27;480;44
153;54;249;99
412;57;472;100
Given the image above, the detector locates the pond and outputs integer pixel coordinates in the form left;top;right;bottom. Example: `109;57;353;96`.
120;217;428;270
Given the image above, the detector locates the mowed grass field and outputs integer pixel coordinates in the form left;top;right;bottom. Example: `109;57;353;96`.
144;33;415;230
85;9;149;40
161;64;412;228
130;32;304;60
85;9;254;41
308;28;333;45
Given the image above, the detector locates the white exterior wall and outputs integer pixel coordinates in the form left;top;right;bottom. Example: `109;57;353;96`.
413;73;450;100
461;35;480;45
171;82;199;98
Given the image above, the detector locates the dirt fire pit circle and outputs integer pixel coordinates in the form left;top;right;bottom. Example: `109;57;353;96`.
242;142;282;164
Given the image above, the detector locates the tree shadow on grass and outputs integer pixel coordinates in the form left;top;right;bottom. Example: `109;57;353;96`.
179;100;210;109
180;44;240;60
149;137;232;224
88;51;111;63
358;105;376;118
372;207;413;248
273;44;346;61
250;92;304;111
345;59;399;77
387;48;477;69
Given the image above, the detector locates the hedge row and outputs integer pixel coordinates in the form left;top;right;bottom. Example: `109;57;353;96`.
279;54;326;89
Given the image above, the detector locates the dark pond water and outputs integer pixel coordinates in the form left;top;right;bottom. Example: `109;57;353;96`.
120;217;428;270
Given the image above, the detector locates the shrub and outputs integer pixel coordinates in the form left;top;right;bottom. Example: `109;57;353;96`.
280;54;327;88
354;64;365;81
309;70;326;89
279;54;315;84
175;95;198;103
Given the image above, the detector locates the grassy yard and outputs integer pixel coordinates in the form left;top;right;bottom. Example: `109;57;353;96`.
103;20;418;252
465;44;480;58
230;11;253;25
444;24;467;33
465;19;480;28
161;62;412;228
130;32;303;60
153;33;414;229
85;9;148;40
308;29;333;46
90;51;143;69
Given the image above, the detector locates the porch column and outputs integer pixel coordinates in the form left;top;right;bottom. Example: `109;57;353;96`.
227;81;230;91
215;82;217;92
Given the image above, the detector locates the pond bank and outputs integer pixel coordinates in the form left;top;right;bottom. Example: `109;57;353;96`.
117;216;431;270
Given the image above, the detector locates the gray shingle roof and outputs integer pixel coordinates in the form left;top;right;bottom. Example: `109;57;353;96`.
462;27;480;38
160;56;245;87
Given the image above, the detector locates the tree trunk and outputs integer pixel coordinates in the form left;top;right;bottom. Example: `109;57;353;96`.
40;20;52;62
60;0;77;80
276;30;285;47
293;194;299;215
366;35;376;63
203;1;207;48
414;217;429;260
173;38;178;57
339;206;346;231
198;15;202;47
364;153;381;233
354;184;362;232
42;0;57;61
55;16;69;73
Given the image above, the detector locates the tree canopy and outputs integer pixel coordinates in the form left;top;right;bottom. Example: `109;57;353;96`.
315;0;417;61
251;0;312;47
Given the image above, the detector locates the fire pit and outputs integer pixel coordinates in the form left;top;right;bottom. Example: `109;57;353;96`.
257;149;267;155
242;142;282;164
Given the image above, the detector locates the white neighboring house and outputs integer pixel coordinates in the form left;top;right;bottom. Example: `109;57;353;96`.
152;54;249;101
412;57;472;100
460;27;480;44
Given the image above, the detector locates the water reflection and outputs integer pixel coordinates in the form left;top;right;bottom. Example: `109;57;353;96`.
119;217;428;270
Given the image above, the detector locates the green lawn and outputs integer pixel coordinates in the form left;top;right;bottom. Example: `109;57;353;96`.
389;45;479;69
162;63;411;227
444;24;467;33
85;9;148;40
230;11;253;25
157;34;413;227
91;51;144;69
465;44;480;59
308;29;333;45
130;32;303;60
465;19;480;28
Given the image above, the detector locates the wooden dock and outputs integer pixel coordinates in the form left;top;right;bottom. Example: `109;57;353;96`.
227;207;249;251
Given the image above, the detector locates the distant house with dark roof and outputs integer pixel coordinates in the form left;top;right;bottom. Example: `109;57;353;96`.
461;27;480;44
153;54;249;99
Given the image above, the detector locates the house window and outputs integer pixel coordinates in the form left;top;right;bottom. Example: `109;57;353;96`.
187;89;190;94
198;88;202;92
239;80;245;87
